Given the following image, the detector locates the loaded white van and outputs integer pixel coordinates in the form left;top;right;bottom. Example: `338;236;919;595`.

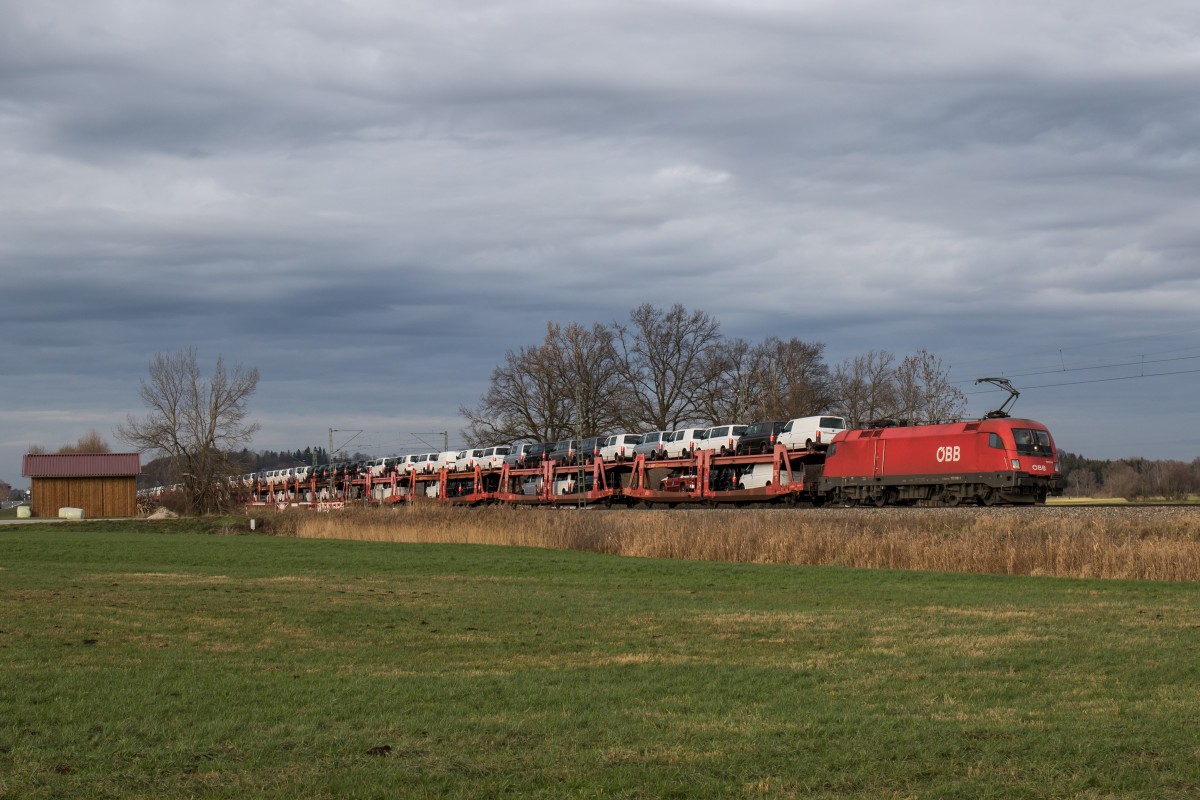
633;431;671;460
777;416;848;451
431;451;459;472
477;446;511;470
737;463;791;489
698;424;748;455
662;428;708;459
600;433;643;462
453;448;485;472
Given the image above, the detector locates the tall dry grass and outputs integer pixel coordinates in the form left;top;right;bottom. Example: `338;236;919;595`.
281;504;1200;582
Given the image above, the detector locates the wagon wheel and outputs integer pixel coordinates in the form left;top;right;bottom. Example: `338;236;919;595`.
872;491;888;508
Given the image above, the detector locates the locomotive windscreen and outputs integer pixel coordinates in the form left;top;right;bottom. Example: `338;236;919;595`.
1012;428;1053;457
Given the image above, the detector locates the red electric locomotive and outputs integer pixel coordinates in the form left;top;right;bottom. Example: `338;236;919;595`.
818;417;1063;506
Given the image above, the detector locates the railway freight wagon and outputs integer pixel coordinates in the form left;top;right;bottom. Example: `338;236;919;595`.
818;418;1062;506
230;413;1065;509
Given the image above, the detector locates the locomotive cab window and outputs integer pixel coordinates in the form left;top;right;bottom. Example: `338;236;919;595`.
1012;428;1052;456
988;433;1004;449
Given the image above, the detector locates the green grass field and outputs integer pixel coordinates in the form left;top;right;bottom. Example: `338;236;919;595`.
2;523;1198;798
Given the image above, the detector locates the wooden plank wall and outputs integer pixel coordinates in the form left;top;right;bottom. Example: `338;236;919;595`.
30;477;137;518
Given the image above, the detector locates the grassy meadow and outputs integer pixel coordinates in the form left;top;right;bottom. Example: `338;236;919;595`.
3;521;1199;798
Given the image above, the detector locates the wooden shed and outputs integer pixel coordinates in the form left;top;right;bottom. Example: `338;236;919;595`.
22;453;142;518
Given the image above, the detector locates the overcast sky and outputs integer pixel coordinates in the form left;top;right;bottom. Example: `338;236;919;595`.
4;0;1200;487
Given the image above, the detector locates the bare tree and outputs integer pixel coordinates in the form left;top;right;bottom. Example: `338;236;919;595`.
1102;461;1145;501
462;321;627;445
56;430;113;454
745;337;834;420
697;337;754;423
1157;461;1195;501
697;337;834;423
460;340;572;446
117;349;259;514
892;349;966;423
613;304;723;430
543;322;625;436
830;350;897;426
1066;469;1099;498
28;431;114;455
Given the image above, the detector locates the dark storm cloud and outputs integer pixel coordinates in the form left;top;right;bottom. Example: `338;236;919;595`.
4;0;1200;485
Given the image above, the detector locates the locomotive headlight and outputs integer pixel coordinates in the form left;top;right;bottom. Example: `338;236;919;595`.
1011;459;1021;470
1053;461;1060;473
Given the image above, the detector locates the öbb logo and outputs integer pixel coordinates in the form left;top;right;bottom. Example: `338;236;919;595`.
936;445;961;463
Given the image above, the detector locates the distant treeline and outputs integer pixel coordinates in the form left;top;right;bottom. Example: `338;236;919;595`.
1060;453;1200;500
138;447;373;489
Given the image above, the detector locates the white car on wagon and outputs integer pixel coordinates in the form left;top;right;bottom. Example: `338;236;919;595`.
431;450;459;473
633;431;672;460
369;457;399;477
662;427;708;459
737;462;791;489
600;433;643;463
476;445;511;470
453;448;485;472
503;443;534;468
407;453;438;474
777;415;848;451
698;424;748;455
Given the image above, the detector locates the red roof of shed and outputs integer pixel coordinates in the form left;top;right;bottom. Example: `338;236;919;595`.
22;453;142;478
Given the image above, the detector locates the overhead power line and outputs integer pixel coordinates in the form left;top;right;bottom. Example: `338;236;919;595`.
965;366;1200;395
953;352;1200;385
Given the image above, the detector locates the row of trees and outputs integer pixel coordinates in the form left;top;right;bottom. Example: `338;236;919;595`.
1060;454;1200;500
26;430;113;455
461;304;966;446
232;447;334;473
139;447;372;491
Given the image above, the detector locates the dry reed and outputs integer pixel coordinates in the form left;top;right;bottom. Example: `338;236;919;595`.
285;504;1200;582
